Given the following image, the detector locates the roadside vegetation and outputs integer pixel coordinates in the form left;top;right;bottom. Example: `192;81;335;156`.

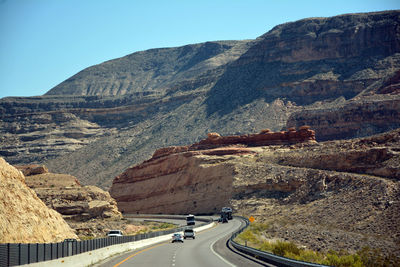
235;222;397;267
133;221;175;234
77;221;176;240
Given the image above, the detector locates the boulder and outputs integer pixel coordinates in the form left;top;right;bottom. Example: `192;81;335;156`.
14;164;48;176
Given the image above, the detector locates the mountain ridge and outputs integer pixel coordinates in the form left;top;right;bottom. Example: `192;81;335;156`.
45;40;253;96
0;10;399;189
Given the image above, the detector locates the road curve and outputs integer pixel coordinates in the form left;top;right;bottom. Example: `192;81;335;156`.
96;218;267;267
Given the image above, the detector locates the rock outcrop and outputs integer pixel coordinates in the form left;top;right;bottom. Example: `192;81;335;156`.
0;157;77;243
111;150;237;214
14;164;49;176
287;92;400;141
0;110;114;165
206;10;400;112
152;127;315;159
17;166;122;221
110;128;400;258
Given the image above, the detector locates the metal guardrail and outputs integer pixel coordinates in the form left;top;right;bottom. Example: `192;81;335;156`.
0;215;211;267
229;216;328;267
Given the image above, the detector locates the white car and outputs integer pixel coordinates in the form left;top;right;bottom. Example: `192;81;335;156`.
107;230;123;237
172;233;184;243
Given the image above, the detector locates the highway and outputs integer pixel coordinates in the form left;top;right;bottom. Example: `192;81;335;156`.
96;218;271;267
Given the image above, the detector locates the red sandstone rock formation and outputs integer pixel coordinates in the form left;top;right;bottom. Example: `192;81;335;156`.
152;127;315;159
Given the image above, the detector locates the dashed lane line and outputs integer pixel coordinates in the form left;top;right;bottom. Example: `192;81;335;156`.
113;222;218;267
112;242;168;267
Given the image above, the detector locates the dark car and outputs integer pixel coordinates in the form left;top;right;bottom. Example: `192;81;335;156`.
183;229;195;239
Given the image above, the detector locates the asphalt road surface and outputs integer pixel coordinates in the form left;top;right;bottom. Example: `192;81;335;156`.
96;218;270;267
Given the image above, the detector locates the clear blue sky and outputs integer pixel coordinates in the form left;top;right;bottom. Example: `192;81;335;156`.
0;0;399;98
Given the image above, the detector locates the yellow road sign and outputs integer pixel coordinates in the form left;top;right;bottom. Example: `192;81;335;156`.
249;216;255;223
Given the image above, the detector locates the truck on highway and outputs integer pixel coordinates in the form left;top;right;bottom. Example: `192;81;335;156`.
220;211;229;223
186;214;195;225
221;207;232;220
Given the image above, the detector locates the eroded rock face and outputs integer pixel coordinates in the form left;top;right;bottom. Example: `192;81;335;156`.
287;94;400;141
0;111;112;165
110;129;400;258
245;11;400;64
206;11;400;112
110;150;241;214
19;168;122;221
0;157;77;243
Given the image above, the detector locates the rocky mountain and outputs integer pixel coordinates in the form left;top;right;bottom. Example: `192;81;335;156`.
206;11;400;113
0;10;399;189
110;128;400;259
0;157;77;243
45;41;252;96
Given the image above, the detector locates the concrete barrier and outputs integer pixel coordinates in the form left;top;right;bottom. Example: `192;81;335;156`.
23;222;215;267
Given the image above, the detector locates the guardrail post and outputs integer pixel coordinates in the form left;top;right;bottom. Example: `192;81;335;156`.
27;243;30;264
7;243;10;267
64;239;77;257
18;243;21;266
36;243;39;263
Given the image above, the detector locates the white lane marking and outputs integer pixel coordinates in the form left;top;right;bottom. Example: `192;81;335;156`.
210;239;237;267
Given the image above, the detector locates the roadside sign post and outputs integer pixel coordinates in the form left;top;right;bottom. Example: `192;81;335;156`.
249;216;255;223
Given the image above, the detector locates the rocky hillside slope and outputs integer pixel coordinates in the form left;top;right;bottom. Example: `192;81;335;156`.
17;164;122;221
15;164;124;238
0;157;77;243
110;128;400;259
45;40;252;96
0;10;399;189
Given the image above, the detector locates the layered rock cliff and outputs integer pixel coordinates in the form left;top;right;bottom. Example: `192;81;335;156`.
206;10;400;112
0;157;77;243
1;10;399;190
287;74;400;141
13;164;123;238
18;165;122;221
110;128;400;258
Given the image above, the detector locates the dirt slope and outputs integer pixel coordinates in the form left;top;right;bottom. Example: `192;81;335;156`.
0;157;77;243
